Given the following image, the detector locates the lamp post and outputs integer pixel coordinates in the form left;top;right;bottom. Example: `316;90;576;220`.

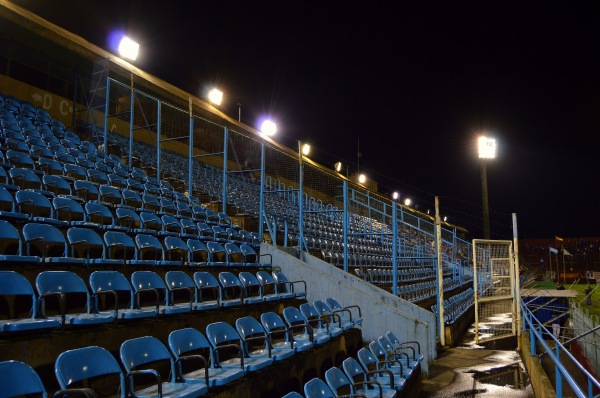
478;136;496;239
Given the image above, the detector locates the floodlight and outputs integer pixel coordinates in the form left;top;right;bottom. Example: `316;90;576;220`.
358;174;366;184
301;143;310;156
392;191;399;200
118;36;139;61
478;136;496;159
208;88;223;106
334;162;342;172
260;120;277;136
404;198;412;206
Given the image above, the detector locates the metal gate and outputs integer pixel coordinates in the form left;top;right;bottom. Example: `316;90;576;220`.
472;239;517;344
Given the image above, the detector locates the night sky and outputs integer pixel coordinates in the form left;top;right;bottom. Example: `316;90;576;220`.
11;1;600;239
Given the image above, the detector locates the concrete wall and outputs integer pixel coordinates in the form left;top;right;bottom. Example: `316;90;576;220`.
262;244;437;375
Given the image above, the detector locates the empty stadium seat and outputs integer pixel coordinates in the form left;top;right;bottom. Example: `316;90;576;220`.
300;302;342;338
205;321;273;373
35;270;116;327
187;238;209;266
67;227;123;266
260;311;312;353
283;305;330;345
325;365;394;398
224;242;245;266
345;353;405;393
217;271;244;306
89;270;158;320
168;327;244;387
325;297;362;327
273;271;307;299
255;270;283;301
120;336;208;397
303;377;339;398
0;220;40;264
385;330;423;364
367;341;413;380
103;230;154;266
192;271;222;309
22;222;85;265
236;315;295;361
238;271;266;304
207;241;229;267
313;299;352;331
130;270;191;315
16;190;67;227
0;270;61;332
55;346;125;396
0;360;96;398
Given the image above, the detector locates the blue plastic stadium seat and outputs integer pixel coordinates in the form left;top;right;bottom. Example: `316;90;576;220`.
217;272;244;307
303;377;339;398
130;270;191;315
236;315;294;361
273;271;307;299
313;299;353;331
168;327;245;388
89;270;158;320
238;271;265;305
67;227;123;266
206;321;273;373
120;336;208;397
261;311;313;353
344;354;405;393
207;241;228;266
0;220;41;264
0;360;96;398
386;330;424;364
326;364;395;398
300;302;342;338
55;346;125;397
192;271;222;310
283;306;331;345
325;297;362;327
187;239;209;267
35;270;116;327
0;270;61;333
255;270;283;301
22;222;85;265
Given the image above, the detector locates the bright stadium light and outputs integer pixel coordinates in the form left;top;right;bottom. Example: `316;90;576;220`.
301;143;311;156
392;191;400;201
404;198;412;207
334;161;342;173
358;174;366;184
208;88;223;106
260;119;277;136
478;135;496;239
118;36;139;61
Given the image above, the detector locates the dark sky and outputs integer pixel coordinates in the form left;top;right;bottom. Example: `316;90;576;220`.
12;1;600;239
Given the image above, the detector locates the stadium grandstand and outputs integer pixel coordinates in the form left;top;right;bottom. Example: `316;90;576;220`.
0;2;598;397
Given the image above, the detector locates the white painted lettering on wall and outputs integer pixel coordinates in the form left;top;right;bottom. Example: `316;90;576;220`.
59;99;72;115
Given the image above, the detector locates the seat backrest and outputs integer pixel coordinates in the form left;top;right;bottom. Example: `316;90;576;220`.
206;321;241;348
163;236;188;262
89;270;132;294
342;356;368;384
130;270;166;292
324;366;353;397
282;306;307;327
16;189;52;218
115;207;142;230
134;233;164;260
53;197;85;223
139;211;163;232
73;179;99;202
42;174;72;196
0;360;48;397
168;327;211;359
85;202;115;226
193;271;220;290
99;184;123;207
187;239;209;263
165;270;195;291
235;315;266;342
55;346;125;395
0;219;23;255
0;270;38;318
304;377;335;398
260;311;287;334
207;241;227;263
67;227;105;259
218;271;242;289
120;336;174;374
22;222;67;257
103;231;137;260
36;270;89;296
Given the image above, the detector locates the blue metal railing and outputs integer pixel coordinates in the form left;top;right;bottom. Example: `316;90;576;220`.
521;299;600;397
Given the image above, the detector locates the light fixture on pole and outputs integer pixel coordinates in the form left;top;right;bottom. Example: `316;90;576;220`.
118;36;139;61
392;191;400;201
260;120;276;136
478;135;497;239
334;161;342;173
208;88;223;106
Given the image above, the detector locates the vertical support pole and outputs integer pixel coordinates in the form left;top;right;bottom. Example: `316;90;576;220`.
435;196;445;346
343;180;349;268
156;101;161;182
513;213;522;350
128;74;134;167
392;202;398;296
222;127;228;212
297;141;304;252
103;75;110;154
481;160;491;239
188;98;193;196
259;142;265;239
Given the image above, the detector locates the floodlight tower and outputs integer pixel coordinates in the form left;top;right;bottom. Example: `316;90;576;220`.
478;136;496;239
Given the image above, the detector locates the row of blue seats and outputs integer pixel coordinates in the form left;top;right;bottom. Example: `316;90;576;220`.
1;300;361;397
0;219;265;268
0;269;308;333
284;330;423;398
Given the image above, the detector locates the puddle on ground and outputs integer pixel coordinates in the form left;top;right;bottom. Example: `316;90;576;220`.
470;363;530;390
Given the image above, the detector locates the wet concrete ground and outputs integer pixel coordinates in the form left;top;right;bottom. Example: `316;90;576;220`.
420;327;535;397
